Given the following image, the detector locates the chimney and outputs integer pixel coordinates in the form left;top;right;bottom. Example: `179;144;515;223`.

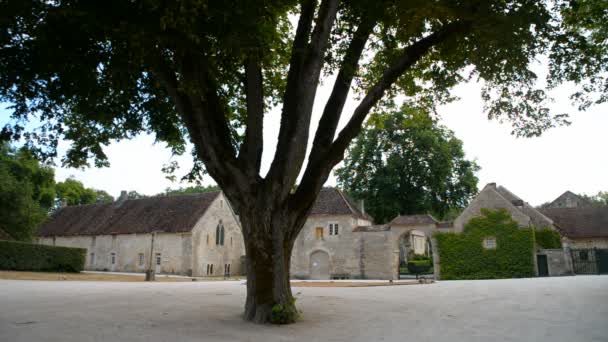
118;190;128;202
360;200;365;216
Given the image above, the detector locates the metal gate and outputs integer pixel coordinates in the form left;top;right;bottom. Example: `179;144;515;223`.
571;249;608;275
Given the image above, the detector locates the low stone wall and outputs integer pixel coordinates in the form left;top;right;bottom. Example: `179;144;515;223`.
537;249;573;276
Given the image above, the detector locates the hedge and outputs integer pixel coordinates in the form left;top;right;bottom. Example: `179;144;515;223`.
0;240;86;272
436;209;535;280
534;228;562;249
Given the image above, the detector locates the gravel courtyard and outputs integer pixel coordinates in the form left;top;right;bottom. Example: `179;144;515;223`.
0;276;606;342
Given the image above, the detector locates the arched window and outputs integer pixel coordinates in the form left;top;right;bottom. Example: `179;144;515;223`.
216;221;225;246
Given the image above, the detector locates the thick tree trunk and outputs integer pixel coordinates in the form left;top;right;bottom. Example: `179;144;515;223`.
240;208;300;324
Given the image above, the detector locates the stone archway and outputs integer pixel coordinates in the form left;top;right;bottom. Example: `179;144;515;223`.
309;250;330;280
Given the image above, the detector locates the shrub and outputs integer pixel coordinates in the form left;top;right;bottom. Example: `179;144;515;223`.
0;240;85;272
407;260;432;277
535;228;562;249
435;209;535;280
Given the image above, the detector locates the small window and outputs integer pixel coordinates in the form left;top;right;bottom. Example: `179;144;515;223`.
206;264;210;275
111;253;116;264
90;253;95;266
210;264;214;275
155;253;161;266
206;234;209;245
138;253;144;266
483;237;497;250
315;227;324;240
329;223;339;235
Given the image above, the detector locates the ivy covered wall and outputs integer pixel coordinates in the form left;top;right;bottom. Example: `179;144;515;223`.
436;209;535;280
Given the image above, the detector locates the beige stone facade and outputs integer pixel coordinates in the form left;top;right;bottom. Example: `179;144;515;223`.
38;192;245;277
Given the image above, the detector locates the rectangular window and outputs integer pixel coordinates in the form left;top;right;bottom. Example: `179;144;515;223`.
315;227;324;240
329;223;339;235
138;253;144;266
155;253;161;266
90;253;95;266
483;237;497;250
206;264;210;275
210;264;214;275
111;253;116;264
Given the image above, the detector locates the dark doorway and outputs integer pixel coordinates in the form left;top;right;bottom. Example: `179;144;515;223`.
537;254;549;277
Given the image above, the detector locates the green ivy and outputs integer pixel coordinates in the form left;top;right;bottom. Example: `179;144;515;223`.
436;209;535;280
271;296;300;324
0;240;86;272
534;228;562;249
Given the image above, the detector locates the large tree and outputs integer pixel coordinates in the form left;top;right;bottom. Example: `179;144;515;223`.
0;143;55;241
1;0;606;323
336;106;479;223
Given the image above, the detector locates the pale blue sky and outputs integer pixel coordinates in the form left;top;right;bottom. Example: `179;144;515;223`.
1;70;606;206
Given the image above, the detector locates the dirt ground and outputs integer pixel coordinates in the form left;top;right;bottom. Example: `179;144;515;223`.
0;270;423;286
0;271;200;282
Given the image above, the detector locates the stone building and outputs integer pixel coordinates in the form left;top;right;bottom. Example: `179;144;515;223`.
38;191;245;277
545;191;593;209
540;207;608;249
290;188;444;280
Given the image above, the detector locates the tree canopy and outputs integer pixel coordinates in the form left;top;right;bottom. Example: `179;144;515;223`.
336;106;479;223
0;143;54;241
159;185;221;197
56;178;114;206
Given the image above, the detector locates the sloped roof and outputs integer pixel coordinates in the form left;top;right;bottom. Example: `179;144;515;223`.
310;188;371;220
390;214;438;226
540;207;608;238
496;185;554;228
38;192;221;237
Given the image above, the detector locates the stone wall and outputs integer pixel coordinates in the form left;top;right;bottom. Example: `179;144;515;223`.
39;232;190;274
566;238;608;249
191;192;246;277
453;184;532;232
291;215;365;279
537;249;573;276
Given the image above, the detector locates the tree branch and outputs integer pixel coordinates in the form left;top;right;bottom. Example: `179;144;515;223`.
293;21;472;211
266;0;339;199
238;56;264;177
308;18;376;166
149;52;246;199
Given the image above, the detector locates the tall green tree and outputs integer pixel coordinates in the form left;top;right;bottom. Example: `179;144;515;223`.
1;0;606;323
336;107;479;223
0;143;55;241
56;178;114;205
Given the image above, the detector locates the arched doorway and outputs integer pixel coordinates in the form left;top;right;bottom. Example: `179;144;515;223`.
398;230;433;279
309;250;330;280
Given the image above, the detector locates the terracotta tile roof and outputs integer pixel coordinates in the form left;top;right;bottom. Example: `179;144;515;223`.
310;188;371;220
353;224;390;232
0;228;13;240
389;214;438;226
38;192;221;237
540;207;608;238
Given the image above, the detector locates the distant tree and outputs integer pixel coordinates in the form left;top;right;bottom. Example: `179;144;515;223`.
126;191;146;200
160;185;221;196
56;178;113;205
336;107;479;223
0;143;55;241
580;191;608;207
